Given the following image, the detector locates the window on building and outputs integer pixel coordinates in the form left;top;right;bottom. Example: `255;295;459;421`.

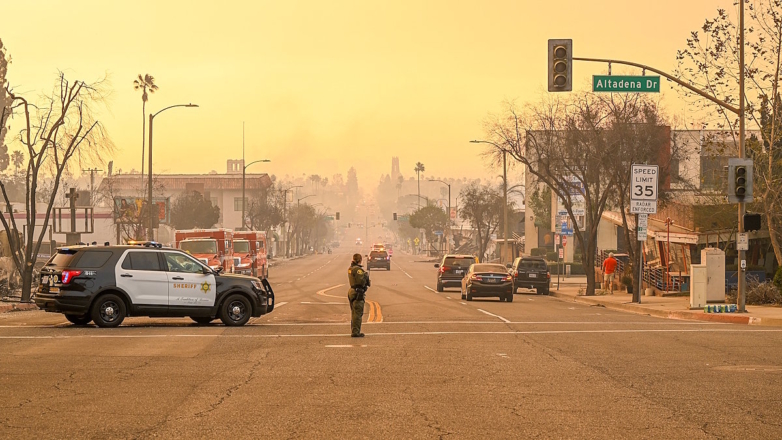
234;197;247;212
700;156;728;190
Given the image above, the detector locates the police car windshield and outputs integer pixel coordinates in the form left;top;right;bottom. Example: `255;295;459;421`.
234;240;250;254
180;240;217;255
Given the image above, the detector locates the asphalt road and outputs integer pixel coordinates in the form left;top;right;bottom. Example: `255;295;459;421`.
2;240;782;439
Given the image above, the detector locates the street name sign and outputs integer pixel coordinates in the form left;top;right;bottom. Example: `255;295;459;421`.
593;75;661;93
630;164;659;214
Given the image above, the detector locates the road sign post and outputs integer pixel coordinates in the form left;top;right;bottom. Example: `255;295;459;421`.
630;165;658;304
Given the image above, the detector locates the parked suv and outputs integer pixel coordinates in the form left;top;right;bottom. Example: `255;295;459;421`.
434;254;478;292
509;256;551;294
35;243;275;328
367;250;391;270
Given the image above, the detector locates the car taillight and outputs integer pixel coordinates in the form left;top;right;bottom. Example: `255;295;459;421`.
439;266;448;273
503;275;512;281
61;270;82;284
470;274;482;281
547;273;551;279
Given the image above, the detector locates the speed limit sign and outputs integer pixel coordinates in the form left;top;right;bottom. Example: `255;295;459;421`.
630;164;658;214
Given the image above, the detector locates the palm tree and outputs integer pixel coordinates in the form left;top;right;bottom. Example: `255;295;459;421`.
132;74;159;186
414;162;425;208
11;150;23;175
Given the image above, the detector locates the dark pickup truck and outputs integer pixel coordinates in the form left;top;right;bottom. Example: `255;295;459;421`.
509;257;551;295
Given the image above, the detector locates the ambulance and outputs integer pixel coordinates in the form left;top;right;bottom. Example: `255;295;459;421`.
174;229;235;273
233;231;269;279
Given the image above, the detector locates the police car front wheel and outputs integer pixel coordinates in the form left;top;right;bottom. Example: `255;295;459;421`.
219;294;252;326
90;294;127;328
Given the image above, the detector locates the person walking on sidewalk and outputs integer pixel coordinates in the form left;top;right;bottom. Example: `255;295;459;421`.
347;253;370;337
602;252;618;294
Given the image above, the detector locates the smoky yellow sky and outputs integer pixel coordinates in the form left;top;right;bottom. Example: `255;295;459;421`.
3;0;735;183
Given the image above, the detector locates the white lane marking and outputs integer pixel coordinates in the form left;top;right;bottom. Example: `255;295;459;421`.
325;344;367;348
477;309;511;323
317;284;346;299
2;328;780;339
275;301;288;309
446;296;452;300
497;353;509;358
393;261;413;279
300;301;345;305
460;302;467;305
424;285;437;293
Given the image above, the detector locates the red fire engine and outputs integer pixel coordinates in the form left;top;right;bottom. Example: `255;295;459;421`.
233;231;269;279
174;228;235;273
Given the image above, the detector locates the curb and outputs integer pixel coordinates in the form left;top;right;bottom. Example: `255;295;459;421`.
0;302;38;314
550;290;782;327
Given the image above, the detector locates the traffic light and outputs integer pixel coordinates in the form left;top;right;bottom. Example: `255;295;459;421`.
727;158;754;203
744;213;761;232
548;39;572;92
336;212;340;220
393;212;397;221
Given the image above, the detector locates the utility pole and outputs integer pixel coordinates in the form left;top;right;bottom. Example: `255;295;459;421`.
502;150;508;264
82;168;103;205
737;1;747;312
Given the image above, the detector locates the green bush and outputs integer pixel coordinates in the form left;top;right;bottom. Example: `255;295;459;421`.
545;251;558;262
530;247;547;257
774;266;782;293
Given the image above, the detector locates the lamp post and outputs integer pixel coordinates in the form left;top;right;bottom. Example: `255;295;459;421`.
429;179;451;253
147;103;198;241
470;140;508;263
241;159;271;231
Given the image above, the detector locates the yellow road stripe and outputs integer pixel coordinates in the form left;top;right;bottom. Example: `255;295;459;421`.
367;301;376;322
366;300;383;323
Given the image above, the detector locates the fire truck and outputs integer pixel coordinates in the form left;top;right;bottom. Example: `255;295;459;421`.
174;229;235;273
233;231;269;279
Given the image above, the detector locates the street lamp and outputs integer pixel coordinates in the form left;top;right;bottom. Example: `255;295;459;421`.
429;179;451;253
147;103;198;240
297;194;314;207
471;139;509;263
241;159;271;231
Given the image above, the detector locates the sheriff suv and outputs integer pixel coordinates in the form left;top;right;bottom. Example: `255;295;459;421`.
367;250;391;270
35;243;275;328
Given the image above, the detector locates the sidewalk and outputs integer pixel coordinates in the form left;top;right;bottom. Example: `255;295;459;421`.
0;301;37;314
550;276;782;327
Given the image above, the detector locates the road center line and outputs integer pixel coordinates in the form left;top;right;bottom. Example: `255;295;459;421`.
476;309;511;323
424;285;437;293
275;301;288;308
392;261;413;279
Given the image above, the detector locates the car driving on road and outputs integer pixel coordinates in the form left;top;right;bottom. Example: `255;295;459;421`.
434;254;477;292
461;263;514;302
367;250;391;270
509;256;551;294
35;244;275;328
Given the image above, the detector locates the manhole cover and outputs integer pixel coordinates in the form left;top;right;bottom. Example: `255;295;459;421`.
713;365;782;372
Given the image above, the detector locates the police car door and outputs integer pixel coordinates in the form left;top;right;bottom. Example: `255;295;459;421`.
116;250;169;306
163;251;216;308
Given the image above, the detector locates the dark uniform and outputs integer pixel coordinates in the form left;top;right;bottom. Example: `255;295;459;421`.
347;261;370;337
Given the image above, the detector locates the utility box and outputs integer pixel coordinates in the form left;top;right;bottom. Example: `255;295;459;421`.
690;264;707;309
702;248;726;303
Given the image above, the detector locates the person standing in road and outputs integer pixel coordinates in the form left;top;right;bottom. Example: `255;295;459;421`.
602;252;618;294
347;253;370;337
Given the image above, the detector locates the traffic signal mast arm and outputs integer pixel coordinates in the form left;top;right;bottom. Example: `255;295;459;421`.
572;57;740;116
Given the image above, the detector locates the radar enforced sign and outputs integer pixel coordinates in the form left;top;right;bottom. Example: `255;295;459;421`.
630;165;658;214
